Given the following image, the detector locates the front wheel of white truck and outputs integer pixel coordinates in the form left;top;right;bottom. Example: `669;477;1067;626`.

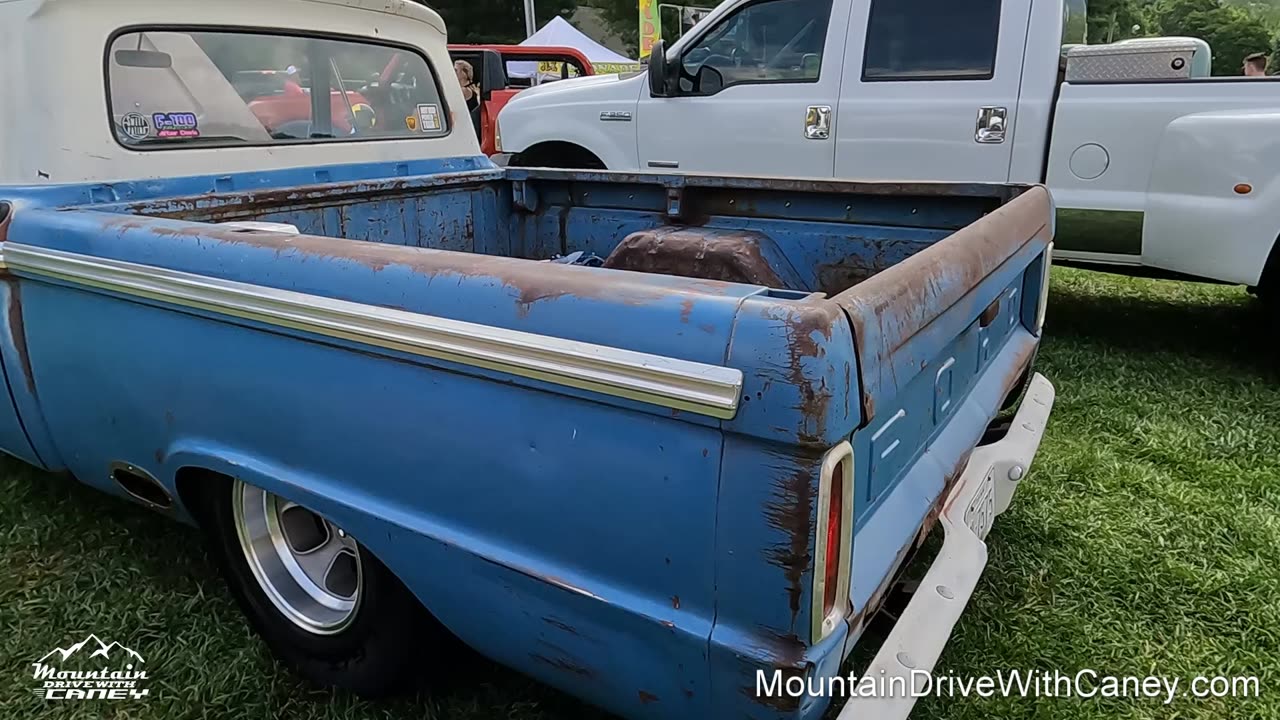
196;478;437;697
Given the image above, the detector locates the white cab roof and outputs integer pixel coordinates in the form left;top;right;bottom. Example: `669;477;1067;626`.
0;0;480;186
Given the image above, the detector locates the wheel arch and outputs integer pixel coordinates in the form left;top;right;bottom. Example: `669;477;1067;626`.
510;140;607;170
1261;231;1280;293
169;448;439;614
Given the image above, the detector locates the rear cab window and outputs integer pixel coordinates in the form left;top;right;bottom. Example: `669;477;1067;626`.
107;30;451;149
863;0;1002;81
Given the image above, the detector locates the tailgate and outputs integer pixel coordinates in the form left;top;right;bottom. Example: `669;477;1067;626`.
835;185;1053;424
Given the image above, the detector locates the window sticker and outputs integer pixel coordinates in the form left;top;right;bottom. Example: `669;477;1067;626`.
120;113;151;140
415;103;441;132
405;114;418;131
152;112;200;139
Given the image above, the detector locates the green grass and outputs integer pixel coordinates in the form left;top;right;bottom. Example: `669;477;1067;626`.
2;267;1278;719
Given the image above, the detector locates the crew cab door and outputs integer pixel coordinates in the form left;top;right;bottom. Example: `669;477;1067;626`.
834;0;1030;182
635;0;847;177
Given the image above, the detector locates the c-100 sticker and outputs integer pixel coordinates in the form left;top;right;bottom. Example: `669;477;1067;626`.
152;112;200;139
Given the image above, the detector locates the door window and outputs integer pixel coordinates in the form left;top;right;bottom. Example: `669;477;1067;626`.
863;0;1002;81
676;0;834;96
107;30;451;149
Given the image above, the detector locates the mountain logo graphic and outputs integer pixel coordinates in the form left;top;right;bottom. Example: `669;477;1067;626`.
38;635;145;664
30;634;150;701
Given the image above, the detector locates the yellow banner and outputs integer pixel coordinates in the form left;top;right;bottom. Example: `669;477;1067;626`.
639;0;660;59
536;60;642;76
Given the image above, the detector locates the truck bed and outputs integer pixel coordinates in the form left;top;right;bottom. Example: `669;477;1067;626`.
119;167;1019;293
0;164;1052;719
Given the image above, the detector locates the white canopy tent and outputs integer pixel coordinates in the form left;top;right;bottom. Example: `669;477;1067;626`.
508;16;641;79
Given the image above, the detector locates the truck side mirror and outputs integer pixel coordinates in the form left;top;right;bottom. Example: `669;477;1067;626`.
648;39;671;97
478;50;508;101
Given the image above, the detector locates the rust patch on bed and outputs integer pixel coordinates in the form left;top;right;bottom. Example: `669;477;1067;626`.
837;188;1052;423
0;204;11;245
758;303;851;632
762;456;819;633
3;279;35;394
849;447;974;636
96;214;744;321
784;304;837;447
602;227;792;287
998;339;1038;405
738;628;809;711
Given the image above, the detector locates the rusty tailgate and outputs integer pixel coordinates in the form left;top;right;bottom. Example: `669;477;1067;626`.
833;186;1053;424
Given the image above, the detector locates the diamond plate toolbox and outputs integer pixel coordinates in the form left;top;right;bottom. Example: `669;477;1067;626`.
1066;40;1198;82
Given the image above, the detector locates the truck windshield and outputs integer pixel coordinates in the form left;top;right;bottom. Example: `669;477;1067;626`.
107;30;451;149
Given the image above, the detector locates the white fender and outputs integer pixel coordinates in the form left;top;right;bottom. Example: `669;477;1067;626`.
1143;108;1280;286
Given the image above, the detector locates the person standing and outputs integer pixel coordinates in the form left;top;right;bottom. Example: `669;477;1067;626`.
1243;52;1268;77
454;60;481;112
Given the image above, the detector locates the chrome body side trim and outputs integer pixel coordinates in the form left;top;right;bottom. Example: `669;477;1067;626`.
3;243;744;419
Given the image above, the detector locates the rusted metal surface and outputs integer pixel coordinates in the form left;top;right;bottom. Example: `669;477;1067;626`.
999;339;1039;408
3;279;35;394
739;643;807;713
814;237;937;296
121;169;503;222
762;455;820;633
980;297;1002;328
838;186;1053;423
508;167;1024;203
602;227;801;288
738;629;809;710
470;552;605;604
848;446;974;640
784;304;840;448
94;214;742;317
0;202;11;244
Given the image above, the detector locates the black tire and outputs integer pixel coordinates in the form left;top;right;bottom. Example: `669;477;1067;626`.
195;479;440;697
1260;242;1280;337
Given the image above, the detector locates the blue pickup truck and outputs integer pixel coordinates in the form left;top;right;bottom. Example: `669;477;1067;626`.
0;1;1056;718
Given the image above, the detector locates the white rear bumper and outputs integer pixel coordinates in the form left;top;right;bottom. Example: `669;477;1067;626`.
836;372;1056;719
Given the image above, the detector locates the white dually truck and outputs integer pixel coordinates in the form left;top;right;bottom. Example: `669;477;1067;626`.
494;0;1280;314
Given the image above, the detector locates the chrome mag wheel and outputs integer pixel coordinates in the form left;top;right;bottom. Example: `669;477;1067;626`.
232;480;363;635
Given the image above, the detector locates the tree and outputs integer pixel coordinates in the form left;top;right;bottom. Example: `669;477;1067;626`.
580;0;640;57
425;0;579;44
1154;0;1273;74
1088;0;1149;42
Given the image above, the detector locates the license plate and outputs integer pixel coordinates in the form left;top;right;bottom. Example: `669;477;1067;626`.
963;472;996;541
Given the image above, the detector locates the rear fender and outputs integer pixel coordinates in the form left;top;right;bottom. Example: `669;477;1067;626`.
0;204;64;470
1143;109;1280;285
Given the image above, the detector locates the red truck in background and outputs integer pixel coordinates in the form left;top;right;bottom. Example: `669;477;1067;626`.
223;46;594;153
229;70;375;138
448;45;595;155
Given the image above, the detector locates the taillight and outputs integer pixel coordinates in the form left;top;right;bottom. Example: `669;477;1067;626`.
812;442;854;644
822;461;844;617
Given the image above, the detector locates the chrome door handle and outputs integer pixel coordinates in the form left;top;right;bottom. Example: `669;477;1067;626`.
976;106;1007;144
805;105;832;140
